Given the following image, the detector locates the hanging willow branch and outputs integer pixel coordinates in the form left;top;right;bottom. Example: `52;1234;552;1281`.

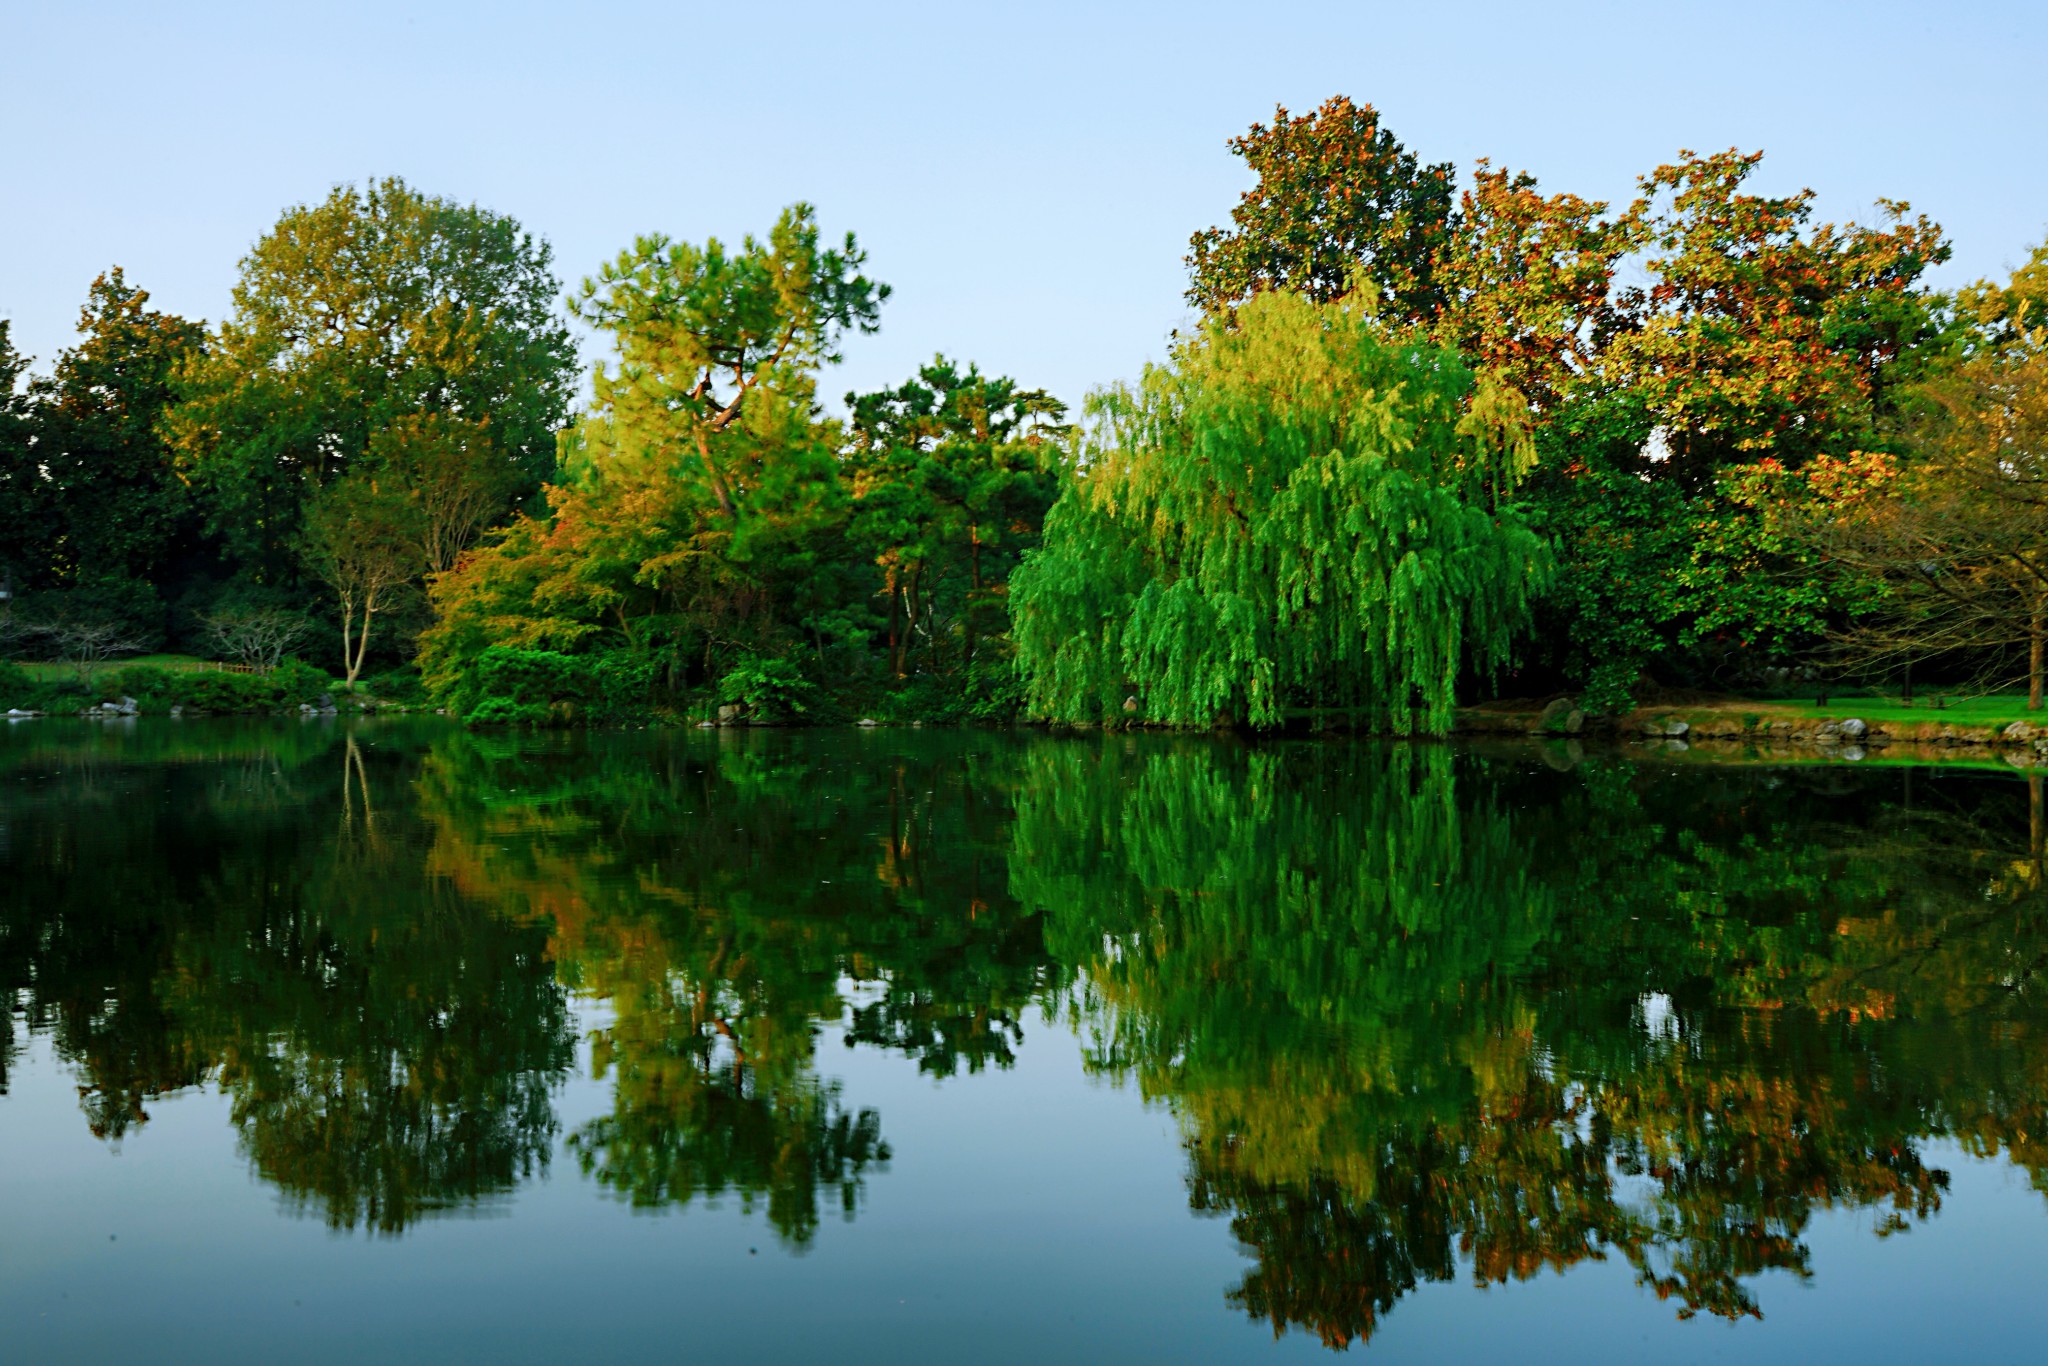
1011;288;1550;732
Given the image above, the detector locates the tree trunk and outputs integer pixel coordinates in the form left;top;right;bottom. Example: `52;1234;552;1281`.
338;595;357;683
886;568;902;677
2032;599;2045;711
2032;773;2044;890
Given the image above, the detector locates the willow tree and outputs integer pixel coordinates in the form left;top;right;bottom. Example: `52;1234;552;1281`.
1010;287;1549;732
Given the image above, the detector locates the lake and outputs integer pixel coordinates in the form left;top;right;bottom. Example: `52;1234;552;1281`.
3;719;2044;1363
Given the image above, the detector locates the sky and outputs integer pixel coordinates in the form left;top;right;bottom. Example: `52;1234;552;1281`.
4;0;2045;412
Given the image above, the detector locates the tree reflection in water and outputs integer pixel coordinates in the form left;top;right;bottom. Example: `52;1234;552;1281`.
1013;739;2048;1346
3;722;2047;1340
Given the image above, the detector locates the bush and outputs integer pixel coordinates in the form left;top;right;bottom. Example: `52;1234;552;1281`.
361;667;428;705
717;655;817;724
442;648;654;726
100;659;332;714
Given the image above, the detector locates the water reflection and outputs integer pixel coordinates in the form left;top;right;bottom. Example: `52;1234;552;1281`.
1017;741;2048;1344
2;723;2046;1344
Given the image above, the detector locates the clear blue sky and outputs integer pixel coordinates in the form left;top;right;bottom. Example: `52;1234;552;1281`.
5;1;2044;411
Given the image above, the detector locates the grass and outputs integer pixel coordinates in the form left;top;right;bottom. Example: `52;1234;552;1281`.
1666;691;2046;731
18;653;220;681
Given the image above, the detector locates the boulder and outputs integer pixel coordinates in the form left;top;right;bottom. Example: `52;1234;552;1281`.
2004;720;2037;742
1534;698;1574;733
1662;719;1690;738
1564;708;1585;735
1123;695;1140;714
1839;717;1868;740
856;718;880;728
717;704;743;724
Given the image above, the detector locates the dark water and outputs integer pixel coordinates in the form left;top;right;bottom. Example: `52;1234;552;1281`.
3;720;2045;1363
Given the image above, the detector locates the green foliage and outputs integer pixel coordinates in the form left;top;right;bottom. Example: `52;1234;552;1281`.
167;177;577;578
24;271;205;589
1187;95;1456;325
845;356;1068;684
103;659;329;712
1013;288;1549;731
717;655;815;723
441;647;654;726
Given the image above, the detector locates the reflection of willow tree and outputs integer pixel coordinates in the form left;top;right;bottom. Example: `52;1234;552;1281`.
0;723;575;1234
411;728;1054;1247
1011;741;2048;1348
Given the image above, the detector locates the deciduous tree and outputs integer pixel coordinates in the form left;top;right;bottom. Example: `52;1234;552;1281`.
1012;287;1548;732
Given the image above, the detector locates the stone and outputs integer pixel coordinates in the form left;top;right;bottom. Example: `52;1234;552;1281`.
1662;719;1689;738
1839;718;1867;740
1662;738;1689;754
1564;708;1585;735
169;705;184;718
718;704;743;723
1839;744;1867;762
856;718;879;728
1535;698;1574;733
2004;720;2037;742
696;720;716;729
1123;695;1140;714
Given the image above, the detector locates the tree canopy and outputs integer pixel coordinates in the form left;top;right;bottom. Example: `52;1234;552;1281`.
1011;286;1549;731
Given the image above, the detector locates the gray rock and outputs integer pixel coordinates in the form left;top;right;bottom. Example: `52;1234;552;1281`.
317;693;335;710
1564;708;1585;735
1535;698;1574;732
1662;719;1690;738
169;705;185;718
1839;744;1867;762
856;718;880;728
696;720;717;729
717;704;743;723
2004;720;2037;742
1839;717;1868;740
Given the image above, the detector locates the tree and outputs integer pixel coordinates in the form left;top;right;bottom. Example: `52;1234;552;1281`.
845;356;1067;681
199;606;314;669
1436;163;1622;408
566;203;888;521
167;178;577;578
1011;286;1548;732
369;413;516;576
1821;346;2048;706
302;475;421;685
1601;150;1948;484
425;205;889;709
0;321;38;593
1186;96;1456;326
29;270;206;588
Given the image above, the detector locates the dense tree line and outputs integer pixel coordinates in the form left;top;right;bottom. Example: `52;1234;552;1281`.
3;100;2044;725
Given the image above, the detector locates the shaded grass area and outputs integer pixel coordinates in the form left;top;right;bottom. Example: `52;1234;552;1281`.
1647;692;2044;730
17;653;217;681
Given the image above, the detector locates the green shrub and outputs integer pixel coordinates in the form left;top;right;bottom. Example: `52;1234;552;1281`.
717;655;816;724
98;659;331;713
446;648;654;726
361;666;428;705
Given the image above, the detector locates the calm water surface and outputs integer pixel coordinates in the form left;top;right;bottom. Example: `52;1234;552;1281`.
3;720;2045;1363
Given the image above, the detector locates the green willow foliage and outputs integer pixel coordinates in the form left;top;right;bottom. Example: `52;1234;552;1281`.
1011;289;1549;732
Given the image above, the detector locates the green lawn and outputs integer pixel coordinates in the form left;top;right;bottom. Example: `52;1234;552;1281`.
1688;692;2047;731
18;653;218;681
